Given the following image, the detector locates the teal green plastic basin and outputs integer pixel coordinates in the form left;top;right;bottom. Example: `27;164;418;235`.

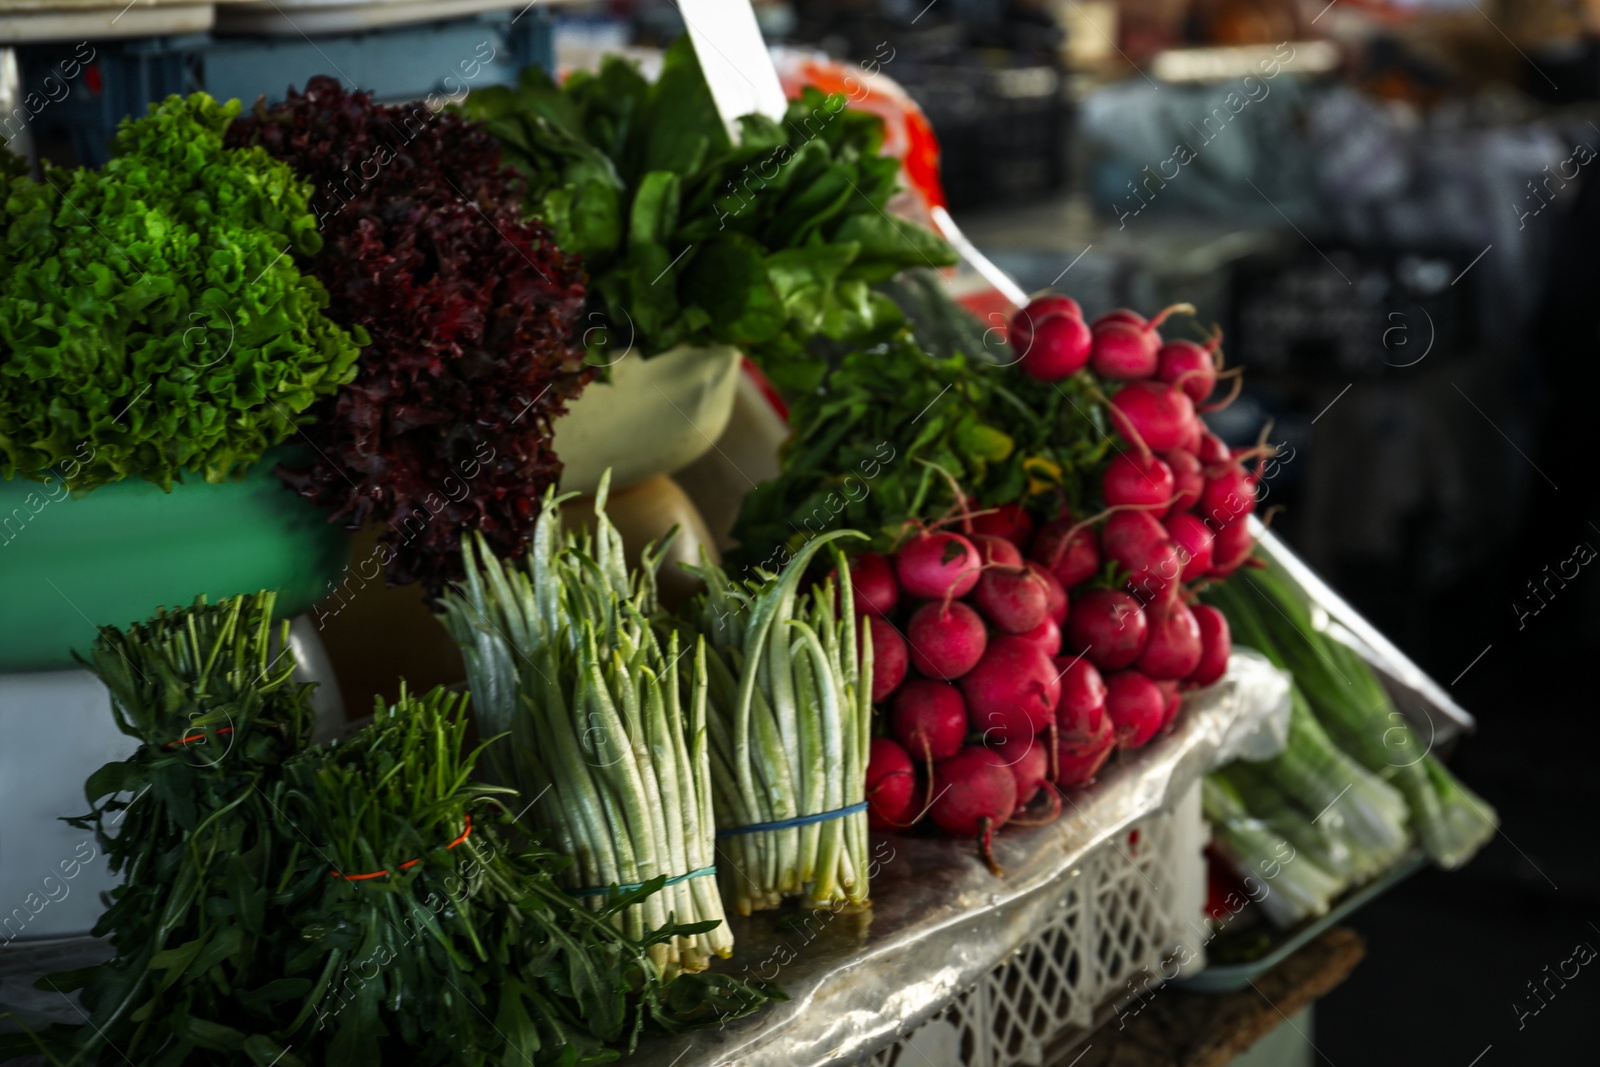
0;456;349;672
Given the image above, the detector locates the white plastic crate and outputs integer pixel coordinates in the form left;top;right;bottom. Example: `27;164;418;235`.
867;783;1206;1067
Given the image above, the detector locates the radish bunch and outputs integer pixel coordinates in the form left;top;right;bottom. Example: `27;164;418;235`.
858;293;1261;877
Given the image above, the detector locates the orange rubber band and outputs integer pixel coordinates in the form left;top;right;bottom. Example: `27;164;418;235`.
333;815;473;881
165;726;235;749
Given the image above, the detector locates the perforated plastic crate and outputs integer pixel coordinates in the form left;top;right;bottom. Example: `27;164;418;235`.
867;783;1206;1067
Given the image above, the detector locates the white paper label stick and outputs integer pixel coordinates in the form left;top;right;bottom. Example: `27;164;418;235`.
677;0;788;131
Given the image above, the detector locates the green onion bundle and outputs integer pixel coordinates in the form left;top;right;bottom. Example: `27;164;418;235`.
682;531;874;915
1213;763;1357;882
1202;776;1345;929
1208;568;1497;869
440;481;730;975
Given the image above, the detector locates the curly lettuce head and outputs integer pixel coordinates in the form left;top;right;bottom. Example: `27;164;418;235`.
0;93;362;491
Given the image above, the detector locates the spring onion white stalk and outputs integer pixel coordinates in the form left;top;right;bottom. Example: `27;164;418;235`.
440;476;730;976
682;532;874;915
1203;777;1345;929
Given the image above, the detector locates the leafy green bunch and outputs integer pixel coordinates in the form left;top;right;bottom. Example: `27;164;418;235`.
728;333;1114;571
0;93;362;491
459;37;956;393
5;593;765;1067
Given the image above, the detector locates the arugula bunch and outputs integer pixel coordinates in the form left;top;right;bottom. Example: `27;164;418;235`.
0;94;361;491
728;334;1114;571
5;593;766;1067
459;36;957;393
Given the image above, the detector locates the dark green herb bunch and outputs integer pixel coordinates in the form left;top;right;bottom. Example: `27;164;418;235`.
458;36;956;393
0;93;363;491
4;595;770;1066
728;334;1115;572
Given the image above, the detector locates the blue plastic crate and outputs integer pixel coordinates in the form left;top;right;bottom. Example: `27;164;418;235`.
15;8;552;166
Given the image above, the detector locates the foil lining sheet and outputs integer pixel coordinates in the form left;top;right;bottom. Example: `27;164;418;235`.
622;649;1292;1067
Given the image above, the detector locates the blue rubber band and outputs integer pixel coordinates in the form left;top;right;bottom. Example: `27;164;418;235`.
716;801;869;839
566;865;718;899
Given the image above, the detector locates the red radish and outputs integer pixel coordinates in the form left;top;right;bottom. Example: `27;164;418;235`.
1110;381;1197;454
1105;670;1165;748
1187;605;1231;687
1029;564;1068;624
1134;597;1203;680
866;738;919;829
1101;510;1183;599
987;736;1052;811
1019;314;1093;381
1199;464;1258;527
973;565;1050;634
1178;416;1204;454
1155;679;1182;729
1157;338;1219;404
1102;452;1175;515
1029;519;1100;590
1009;295;1083;353
1051;714;1115;788
960;636;1062;744
1064;589;1148;670
891;679;970;762
905;601;988;681
992;739;1056;825
1163;511;1215;582
1089;303;1192;380
896;531;982;600
1089;319;1159;380
1162;449;1205;512
971;532;1024;568
930;746;1018;875
970;501;1035;547
863;615;909;702
1094;309;1145;329
1014;615;1062;657
847;552;898;618
1207;518;1256;579
1196;432;1231;466
1053;654;1108;738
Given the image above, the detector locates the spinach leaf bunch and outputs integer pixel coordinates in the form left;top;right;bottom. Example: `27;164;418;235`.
459;37;956;393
